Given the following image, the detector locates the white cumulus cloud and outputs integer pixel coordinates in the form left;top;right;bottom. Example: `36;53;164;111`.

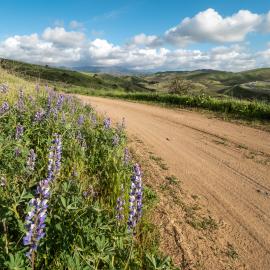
42;27;85;47
130;33;162;47
165;8;262;45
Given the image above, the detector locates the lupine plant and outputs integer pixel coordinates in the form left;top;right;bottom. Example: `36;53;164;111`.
0;79;177;269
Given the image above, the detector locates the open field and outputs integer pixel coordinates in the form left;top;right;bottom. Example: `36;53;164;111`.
77;95;270;270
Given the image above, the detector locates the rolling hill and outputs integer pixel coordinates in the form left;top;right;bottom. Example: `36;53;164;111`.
1;58;270;101
0;58;153;92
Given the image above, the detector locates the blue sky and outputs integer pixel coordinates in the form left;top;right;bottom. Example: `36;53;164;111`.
0;0;270;71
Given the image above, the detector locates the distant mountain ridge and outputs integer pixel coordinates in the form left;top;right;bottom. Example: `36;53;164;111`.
72;65;145;75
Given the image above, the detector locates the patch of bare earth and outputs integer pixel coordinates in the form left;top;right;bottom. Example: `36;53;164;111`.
77;95;270;270
129;135;244;270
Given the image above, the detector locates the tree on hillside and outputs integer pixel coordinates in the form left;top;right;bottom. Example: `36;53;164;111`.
168;78;192;94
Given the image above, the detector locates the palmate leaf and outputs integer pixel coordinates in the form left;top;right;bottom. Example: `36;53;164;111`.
4;253;28;270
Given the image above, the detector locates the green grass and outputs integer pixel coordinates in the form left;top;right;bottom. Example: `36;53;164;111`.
149;155;169;170
83;90;270;121
225;243;238;260
0;70;178;269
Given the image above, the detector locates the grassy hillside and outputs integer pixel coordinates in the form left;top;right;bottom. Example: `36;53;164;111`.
143;69;270;100
0;58;153;92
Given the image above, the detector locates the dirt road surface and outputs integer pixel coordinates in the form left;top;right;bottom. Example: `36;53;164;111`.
77;95;270;270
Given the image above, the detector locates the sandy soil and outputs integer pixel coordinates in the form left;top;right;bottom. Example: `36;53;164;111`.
77;95;270;270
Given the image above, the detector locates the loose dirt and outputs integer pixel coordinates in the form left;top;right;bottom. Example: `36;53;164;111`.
77;95;270;270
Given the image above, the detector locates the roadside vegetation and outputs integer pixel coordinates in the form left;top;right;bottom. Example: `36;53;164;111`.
0;69;177;269
69;89;270;121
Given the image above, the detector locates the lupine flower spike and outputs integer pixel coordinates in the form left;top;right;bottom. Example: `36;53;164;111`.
23;134;62;265
0;102;9;115
123;148;130;165
103;117;111;129
128;164;143;232
27;149;37;171
56;94;65;110
15;124;24;140
15;147;21;157
0;83;8;93
34;109;45;122
116;184;125;222
78;114;84;125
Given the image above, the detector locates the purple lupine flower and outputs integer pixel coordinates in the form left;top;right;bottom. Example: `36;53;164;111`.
24;135;63;262
15;147;21;157
0;83;8;93
127;164;143;231
15;124;24;140
134;164;143;221
23;189;49;261
123;148;130;165
54;135;62;174
78;114;84;125
0;101;9;114
103;117;111;129
0;176;7;187
112;134;120;146
116;185;125;221
27;149;37;171
56;94;64;110
34;109;45;122
127;180;137;231
47;134;62;181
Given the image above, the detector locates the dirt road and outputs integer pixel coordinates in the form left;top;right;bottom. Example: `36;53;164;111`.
77;95;270;270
